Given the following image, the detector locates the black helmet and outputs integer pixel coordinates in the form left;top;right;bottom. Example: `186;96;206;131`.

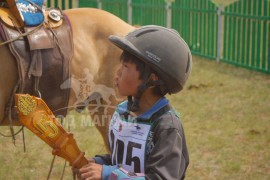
109;25;192;94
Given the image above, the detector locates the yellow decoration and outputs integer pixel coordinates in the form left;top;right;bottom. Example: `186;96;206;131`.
17;94;37;115
34;114;59;138
15;94;88;168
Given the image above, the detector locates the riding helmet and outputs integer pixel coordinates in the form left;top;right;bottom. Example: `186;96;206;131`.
109;25;192;94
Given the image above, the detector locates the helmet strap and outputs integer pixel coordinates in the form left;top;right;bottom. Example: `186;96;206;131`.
128;65;150;112
128;82;148;112
127;80;164;112
128;64;167;112
127;65;164;112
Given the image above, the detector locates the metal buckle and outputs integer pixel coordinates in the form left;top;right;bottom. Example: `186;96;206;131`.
48;9;61;22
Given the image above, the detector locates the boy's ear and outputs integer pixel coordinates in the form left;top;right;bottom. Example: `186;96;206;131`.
148;73;159;88
149;73;159;81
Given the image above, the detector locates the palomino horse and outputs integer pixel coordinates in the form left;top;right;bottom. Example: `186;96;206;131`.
60;70;123;115
0;8;134;149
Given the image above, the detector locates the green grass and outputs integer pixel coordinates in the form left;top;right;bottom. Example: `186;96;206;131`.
169;56;270;179
0;56;270;179
0;110;107;180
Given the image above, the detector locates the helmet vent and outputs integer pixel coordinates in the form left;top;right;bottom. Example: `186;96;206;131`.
135;29;158;37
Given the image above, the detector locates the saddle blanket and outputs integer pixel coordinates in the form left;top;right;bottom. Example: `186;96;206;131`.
16;0;45;26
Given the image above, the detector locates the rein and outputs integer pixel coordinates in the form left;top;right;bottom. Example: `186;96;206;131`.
0;22;43;46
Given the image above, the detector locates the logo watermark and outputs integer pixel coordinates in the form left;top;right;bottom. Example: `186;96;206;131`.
60;68;123;114
55;113;112;129
57;68;125;128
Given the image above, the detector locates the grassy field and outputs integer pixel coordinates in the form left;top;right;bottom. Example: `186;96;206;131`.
0;56;269;179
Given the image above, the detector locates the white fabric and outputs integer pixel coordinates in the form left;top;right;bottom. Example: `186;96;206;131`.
109;111;151;173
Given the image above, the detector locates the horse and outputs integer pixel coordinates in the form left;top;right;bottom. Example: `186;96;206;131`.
60;68;124;115
0;7;134;149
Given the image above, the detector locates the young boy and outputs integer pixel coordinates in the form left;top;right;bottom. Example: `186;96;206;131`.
76;25;192;180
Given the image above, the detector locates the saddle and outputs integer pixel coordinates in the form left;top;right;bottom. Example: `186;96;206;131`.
0;0;62;29
0;1;73;122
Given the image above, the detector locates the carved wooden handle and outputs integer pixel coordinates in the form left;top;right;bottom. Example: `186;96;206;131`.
15;94;88;168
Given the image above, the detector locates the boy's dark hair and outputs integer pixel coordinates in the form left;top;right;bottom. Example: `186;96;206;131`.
120;51;168;96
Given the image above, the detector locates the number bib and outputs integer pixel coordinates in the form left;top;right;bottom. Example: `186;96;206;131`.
109;111;152;173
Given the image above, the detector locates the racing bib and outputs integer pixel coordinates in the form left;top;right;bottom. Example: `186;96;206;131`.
109;111;152;173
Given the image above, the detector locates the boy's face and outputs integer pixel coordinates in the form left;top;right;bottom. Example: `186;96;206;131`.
115;61;142;96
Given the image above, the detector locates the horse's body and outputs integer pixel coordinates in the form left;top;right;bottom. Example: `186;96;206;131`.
0;8;134;147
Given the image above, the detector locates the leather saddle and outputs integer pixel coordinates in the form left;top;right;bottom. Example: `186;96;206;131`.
0;7;63;29
0;0;62;29
0;1;73;123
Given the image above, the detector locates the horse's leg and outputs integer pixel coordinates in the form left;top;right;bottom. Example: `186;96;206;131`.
0;44;19;125
87;98;118;152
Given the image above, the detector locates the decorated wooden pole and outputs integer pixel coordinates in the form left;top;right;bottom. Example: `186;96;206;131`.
15;94;88;168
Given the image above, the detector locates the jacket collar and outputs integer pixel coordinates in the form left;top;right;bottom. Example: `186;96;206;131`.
117;97;169;120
